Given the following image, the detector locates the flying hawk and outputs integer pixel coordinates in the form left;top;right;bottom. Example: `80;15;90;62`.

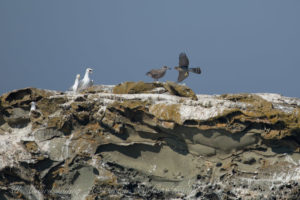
174;53;201;82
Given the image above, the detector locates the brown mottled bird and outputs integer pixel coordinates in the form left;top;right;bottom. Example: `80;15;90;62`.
174;53;201;82
146;66;171;81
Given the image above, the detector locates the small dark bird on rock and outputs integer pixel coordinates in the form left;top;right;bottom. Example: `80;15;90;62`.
174;53;201;82
146;66;171;82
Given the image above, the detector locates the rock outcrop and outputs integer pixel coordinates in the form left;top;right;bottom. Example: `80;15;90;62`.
0;82;300;199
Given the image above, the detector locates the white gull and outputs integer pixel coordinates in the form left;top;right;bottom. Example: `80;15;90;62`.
70;74;81;92
79;68;93;91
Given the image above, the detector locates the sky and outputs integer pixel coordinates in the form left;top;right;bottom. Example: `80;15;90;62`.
0;1;299;97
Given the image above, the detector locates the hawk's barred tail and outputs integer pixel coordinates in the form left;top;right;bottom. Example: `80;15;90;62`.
190;67;201;74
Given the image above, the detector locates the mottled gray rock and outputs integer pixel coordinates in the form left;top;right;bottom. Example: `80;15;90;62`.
38;137;68;161
0;85;300;199
34;128;64;141
4;108;30;128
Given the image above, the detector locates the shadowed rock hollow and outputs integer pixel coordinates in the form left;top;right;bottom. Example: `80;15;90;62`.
0;81;300;199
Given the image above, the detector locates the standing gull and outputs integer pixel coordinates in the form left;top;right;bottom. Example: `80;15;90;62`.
78;68;93;91
174;53;201;82
30;101;36;112
146;66;171;82
70;74;81;92
29;101;41;118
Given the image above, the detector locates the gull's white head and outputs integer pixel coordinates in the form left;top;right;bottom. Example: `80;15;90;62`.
76;74;80;79
86;68;93;74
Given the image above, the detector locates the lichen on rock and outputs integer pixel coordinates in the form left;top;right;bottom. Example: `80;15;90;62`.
113;81;198;100
149;103;181;123
113;81;162;94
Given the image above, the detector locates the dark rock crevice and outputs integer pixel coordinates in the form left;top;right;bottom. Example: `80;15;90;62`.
96;143;162;159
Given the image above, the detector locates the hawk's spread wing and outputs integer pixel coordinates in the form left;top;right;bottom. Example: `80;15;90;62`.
177;71;189;82
179;53;189;67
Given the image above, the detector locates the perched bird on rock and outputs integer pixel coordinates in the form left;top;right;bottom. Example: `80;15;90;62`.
78;68;93;91
70;74;81;93
146;66;171;82
30;101;36;112
174;53;201;82
29;101;41;118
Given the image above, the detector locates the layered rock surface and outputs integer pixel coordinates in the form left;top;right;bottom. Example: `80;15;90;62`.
0;82;300;199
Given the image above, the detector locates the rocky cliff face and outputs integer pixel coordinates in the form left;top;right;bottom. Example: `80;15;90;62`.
0;82;300;200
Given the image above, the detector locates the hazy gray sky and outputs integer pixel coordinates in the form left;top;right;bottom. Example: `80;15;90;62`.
1;1;299;97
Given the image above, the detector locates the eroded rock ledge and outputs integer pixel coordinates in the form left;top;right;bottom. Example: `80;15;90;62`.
0;82;300;199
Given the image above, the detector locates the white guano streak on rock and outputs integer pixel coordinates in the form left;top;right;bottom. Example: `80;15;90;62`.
38;140;51;153
257;93;300;106
0;125;34;169
64;133;74;159
96;93;182;104
256;93;300;114
179;105;226;122
64;91;299;123
95;92;251;123
179;95;249;122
